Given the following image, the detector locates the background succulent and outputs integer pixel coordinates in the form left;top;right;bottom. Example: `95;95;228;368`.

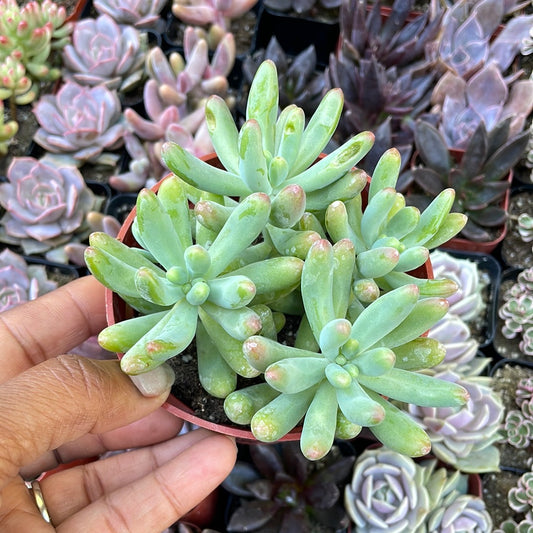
239;36;326;116
32;81;127;166
399;118;529;242
0;99;18;155
499;267;533;357
407;370;504;473
428;63;533;151
432;0;533;79
495;466;533;533
518;213;533;244
0;248;57;313
0;156;97;256
264;0;341;17
92;0;167;30
0;0;73;105
222;442;354;532
61;14;148;93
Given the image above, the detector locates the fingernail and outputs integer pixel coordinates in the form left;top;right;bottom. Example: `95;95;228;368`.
129;363;175;397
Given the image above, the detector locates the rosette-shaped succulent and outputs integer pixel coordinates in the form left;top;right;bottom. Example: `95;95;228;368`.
61;14;147;92
344;447;431;532
430;64;533;151
225;237;468;460
422;459;493;532
0;157;96;255
223;442;354;532
93;0;167;29
509;469;533;515
435;0;533;78
499;267;533;357
33;81;127;165
503;376;533;449
85;175;304;398
145;29;235;110
264;0;340;17
427;315;489;377
400;118;529;242
240;37;326;116
518;213;533;243
430;250;487;322
407;370;504;473
0;248;57;313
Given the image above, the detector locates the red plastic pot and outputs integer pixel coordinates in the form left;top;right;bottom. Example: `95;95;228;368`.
105;153;433;443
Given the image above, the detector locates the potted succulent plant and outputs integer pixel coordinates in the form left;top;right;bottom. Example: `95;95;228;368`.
83;59;471;463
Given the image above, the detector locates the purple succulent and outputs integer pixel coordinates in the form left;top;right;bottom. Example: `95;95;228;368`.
33;81;127;165
407;370;504;473
0;156;96;255
344;447;431;532
61;14;147;92
92;0;167;30
431;64;533;150
0;248;57;313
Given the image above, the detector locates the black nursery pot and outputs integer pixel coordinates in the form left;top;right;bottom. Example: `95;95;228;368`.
254;6;339;68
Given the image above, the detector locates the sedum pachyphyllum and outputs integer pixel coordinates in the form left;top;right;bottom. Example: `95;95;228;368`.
224;237;469;460
95;58;470;461
85;174;304;398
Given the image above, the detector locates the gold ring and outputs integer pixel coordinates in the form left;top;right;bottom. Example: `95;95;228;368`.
25;479;52;524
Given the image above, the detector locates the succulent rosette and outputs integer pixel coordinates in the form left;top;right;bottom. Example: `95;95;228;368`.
62;14;147;92
407;370;504;473
92;0;167;29
344;447;431;532
0;156;96;255
33;81;127;165
0;248;57;313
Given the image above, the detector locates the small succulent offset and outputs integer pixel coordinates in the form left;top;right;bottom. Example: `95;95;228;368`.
0;248;57;313
93;59;469;461
502;376;533;449
496;466;533;533
344;447;492;532
518;213;533;244
499;267;533;357
400;118;529;242
61;14;148;93
92;0;167;30
0;99;17;155
222;442;354;532
33;81;127;167
0;156;97;256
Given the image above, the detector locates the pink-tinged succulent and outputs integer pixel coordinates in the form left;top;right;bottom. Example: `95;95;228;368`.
428;315;489;377
435;0;533;79
92;0;167;30
431;63;533;150
33;81;127;165
110;80;213;192
61;14;147;92
0;99;18;155
407;370;504;473
0;248;57;313
145;29;235;109
171;0;258;33
0;156;96;255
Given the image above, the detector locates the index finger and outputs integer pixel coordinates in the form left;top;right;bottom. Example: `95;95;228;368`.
0;275;107;383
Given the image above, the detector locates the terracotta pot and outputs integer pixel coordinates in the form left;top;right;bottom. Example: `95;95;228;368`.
105;152;434;443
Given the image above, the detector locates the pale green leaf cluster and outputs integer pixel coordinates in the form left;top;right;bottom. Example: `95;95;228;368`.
91;59;471;462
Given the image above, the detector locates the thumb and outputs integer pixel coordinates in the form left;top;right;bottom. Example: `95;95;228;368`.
0;355;174;488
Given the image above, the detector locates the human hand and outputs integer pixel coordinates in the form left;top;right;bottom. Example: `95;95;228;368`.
0;276;237;532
